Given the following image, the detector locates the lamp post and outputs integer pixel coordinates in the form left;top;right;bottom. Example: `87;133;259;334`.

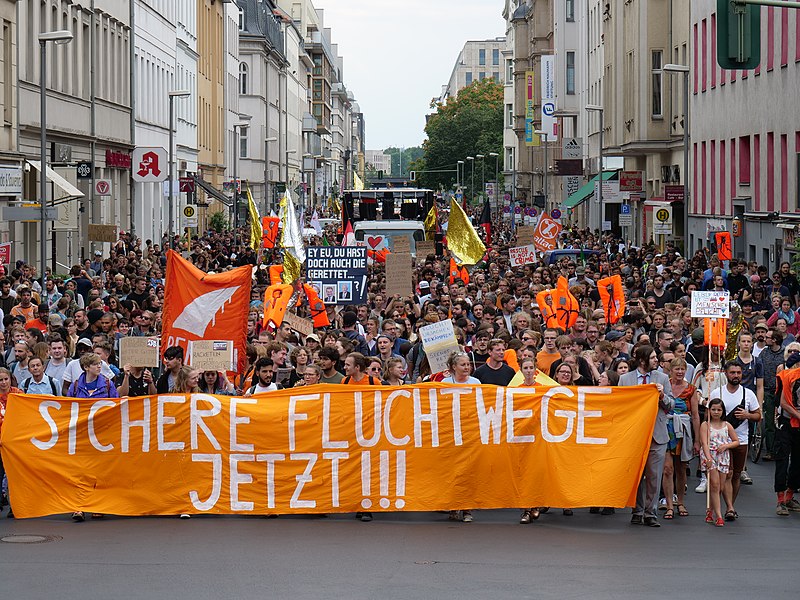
476;154;485;205
664;63;691;254
231;114;252;236
489;152;499;220
467;156;475;204
167;90;190;249
343;149;351;191
265;135;277;213
586;105;604;233
534;130;549;212
38;30;73;288
457;160;464;189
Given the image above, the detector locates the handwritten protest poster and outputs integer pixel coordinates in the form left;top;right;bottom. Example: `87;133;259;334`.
189;340;234;372
1;384;658;517
385;253;413;298
392;236;411;254
690;291;730;319
119;336;160;368
418;320;461;374
509;244;537;267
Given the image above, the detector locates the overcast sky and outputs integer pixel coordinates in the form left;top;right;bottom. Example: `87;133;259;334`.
319;0;506;152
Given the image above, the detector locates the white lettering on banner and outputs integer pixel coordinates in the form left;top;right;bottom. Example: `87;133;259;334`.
26;388;617;511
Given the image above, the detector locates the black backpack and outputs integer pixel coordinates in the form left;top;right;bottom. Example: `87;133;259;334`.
22;375;59;396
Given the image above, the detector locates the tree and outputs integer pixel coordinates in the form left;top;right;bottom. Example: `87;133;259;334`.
384;146;424;178
417;79;504;201
208;210;228;233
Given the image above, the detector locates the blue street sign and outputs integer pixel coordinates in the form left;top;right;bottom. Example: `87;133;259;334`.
551;209;562;219
620;204;631;215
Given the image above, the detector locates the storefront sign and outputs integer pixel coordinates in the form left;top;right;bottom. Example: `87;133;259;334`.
0;166;23;196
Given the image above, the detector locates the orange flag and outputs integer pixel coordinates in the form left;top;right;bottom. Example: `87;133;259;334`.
162;250;252;372
262;216;280;249
715;231;732;261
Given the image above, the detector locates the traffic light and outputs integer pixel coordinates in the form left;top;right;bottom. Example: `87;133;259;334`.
717;0;760;70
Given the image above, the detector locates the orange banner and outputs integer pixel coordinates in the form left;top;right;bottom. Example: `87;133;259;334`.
161;250;251;372
0;384;658;518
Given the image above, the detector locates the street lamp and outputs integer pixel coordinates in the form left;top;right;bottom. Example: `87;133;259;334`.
457;160;465;189
664;63;691;254
534;130;550;212
343;149;352;191
38;30;73;289
167;90;190;249
466;156;475;204
476;154;485;203
265;136;277;212
232;113;252;235
586;105;604;233
489;152;499;220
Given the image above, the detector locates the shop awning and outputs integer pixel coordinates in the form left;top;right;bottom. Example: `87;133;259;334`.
27;161;84;201
563;171;616;209
191;175;232;208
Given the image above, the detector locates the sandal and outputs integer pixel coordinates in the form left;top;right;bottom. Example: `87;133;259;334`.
663;509;674;520
724;510;736;522
677;504;689;517
705;508;713;524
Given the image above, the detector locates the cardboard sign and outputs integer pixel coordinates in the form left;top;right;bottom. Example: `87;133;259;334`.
418;320;460;374
283;312;314;337
392;236;411;254
365;235;386;251
516;226;535;246
88;224;117;243
119;336;161;368
509;244;538;267
415;240;436;259
690;291;730;319
189;340;234;372
385;253;413;298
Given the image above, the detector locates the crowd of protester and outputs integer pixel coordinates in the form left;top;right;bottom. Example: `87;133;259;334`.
0;219;798;527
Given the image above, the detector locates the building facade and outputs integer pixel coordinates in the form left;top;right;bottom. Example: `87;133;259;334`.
439;37;506;104
0;0;23;255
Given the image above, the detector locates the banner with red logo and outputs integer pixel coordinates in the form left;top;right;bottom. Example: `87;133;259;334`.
162;250;252;372
533;212;562;252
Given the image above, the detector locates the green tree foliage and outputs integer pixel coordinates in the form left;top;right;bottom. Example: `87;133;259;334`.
384;146;424;178
208;210;229;233
417;79;504;198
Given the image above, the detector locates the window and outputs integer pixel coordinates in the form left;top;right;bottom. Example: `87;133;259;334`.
465;71;472;85
238;7;244;30
739;136;751;184
566;0;575;21
506;58;513;83
506;147;514;170
479;49;486;66
506;103;514;128
239;126;249;158
479;71;486;81
566;52;575;94
493;72;499;82
492;49;499;66
3;20;11;123
239;62;248;95
651;50;663;118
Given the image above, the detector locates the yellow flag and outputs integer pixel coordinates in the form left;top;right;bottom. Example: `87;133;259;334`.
353;171;365;191
279;190;306;283
424;205;437;241
447;198;485;265
246;186;262;251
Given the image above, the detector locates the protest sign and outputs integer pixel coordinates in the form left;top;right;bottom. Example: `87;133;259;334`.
283;312;314;337
392;236;411;254
1;384;658;517
690;291;730;319
189;340;234;372
509;244;538;267
415;240;436;263
516;226;535;246
88;224;117;243
418;320;461;374
119;336;160;368
306;246;367;305
385;253;413;298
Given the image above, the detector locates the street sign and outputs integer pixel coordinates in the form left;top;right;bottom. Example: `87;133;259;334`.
94;179;112;196
76;161;92;179
654;203;673;235
183;216;198;228
2;206;57;221
132;147;168;183
551;208;562;219
620;214;633;227
0;242;11;265
664;185;685;203
554;159;583;176
183;205;196;218
620;204;631;214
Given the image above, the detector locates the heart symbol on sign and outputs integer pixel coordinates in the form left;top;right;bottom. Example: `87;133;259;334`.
96;181;109;195
367;236;382;249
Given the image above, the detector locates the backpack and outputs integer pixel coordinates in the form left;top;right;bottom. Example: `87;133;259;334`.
342;375;379;385
68;375;111;398
344;330;369;355
22;375;59;396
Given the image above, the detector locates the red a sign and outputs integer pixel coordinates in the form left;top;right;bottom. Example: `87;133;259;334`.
0;242;10;265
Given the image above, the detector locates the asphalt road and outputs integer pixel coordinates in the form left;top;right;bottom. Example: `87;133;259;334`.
0;460;795;600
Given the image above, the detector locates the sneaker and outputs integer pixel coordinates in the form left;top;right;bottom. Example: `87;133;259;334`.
776;503;790;516
520;510;531;524
448;511;460;521
695;476;708;493
658;497;667;510
462;511;473;523
785;498;800;512
740;470;753;485
360;512;373;522
179;514;191;519
72;511;85;522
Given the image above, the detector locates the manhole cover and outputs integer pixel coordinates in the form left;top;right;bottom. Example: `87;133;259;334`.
1;534;62;544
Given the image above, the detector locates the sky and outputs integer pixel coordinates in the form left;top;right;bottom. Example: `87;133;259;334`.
319;0;506;152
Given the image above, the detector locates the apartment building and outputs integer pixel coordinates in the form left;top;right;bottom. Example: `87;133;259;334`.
439;37;506;104
0;0;23;253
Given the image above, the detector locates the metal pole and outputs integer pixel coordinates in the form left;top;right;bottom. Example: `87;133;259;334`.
471;161;474;204
543;134;548;212
683;71;690;255
598;110;604;233
233;127;238;235
39;40;47;290
168;95;174;249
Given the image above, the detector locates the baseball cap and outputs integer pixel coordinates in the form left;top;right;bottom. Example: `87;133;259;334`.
306;333;320;343
606;330;625;341
76;338;93;348
691;327;705;343
94;250;102;256
754;323;768;331
419;280;430;290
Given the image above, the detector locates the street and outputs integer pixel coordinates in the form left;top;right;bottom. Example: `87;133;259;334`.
0;459;794;600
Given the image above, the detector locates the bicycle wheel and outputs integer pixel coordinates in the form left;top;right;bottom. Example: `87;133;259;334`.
750;421;763;463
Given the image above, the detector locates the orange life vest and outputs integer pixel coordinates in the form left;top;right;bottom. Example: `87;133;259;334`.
269;265;284;286
262;283;294;331
536;289;559;329
261;216;280;249
597;275;626;325
302;283;330;328
704;317;727;347
449;258;469;285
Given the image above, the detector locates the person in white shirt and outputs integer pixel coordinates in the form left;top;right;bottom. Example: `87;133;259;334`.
44;336;70;388
245;358;282;394
709;361;762;519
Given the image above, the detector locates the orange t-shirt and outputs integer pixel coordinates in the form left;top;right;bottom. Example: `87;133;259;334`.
536;350;561;376
344;374;381;385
